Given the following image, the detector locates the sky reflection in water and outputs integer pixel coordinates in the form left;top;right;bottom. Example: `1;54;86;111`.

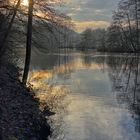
30;52;140;140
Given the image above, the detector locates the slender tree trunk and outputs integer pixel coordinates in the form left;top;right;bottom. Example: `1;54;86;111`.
125;57;134;91
134;0;139;50
133;54;139;105
22;0;33;85
0;0;21;58
118;19;134;51
126;13;136;51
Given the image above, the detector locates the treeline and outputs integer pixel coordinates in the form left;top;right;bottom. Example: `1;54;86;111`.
78;0;140;52
77;28;106;51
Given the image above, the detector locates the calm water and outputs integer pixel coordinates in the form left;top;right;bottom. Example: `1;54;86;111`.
30;51;140;140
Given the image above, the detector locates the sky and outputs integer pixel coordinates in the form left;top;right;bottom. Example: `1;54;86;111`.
62;0;120;32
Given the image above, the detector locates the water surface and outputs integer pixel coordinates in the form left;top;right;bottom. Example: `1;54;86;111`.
30;51;140;140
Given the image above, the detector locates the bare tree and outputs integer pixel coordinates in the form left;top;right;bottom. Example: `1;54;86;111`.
0;0;21;58
107;0;140;52
22;0;33;85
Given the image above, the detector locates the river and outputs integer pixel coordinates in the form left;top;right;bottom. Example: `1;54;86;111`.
29;51;140;140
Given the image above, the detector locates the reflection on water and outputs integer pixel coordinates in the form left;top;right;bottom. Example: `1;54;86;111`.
29;51;140;140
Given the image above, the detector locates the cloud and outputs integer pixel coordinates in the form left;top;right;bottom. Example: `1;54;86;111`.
73;20;110;32
65;0;119;21
60;0;120;32
75;6;82;11
95;9;104;15
67;13;76;16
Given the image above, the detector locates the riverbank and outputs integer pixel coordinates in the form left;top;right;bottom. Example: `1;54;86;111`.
0;63;51;140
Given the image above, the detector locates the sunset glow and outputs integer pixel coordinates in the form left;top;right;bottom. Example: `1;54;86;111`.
22;0;28;6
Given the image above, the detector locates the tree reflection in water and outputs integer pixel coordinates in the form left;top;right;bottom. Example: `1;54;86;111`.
29;51;140;139
104;54;140;133
29;52;72;140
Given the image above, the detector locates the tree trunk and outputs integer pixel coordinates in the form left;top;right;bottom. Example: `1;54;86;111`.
126;13;136;52
22;0;33;85
0;0;21;58
134;0;139;50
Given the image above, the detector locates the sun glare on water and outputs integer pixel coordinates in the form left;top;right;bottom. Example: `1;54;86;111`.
22;0;28;6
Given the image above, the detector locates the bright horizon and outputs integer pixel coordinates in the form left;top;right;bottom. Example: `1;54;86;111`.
64;0;120;32
22;0;28;6
19;0;120;32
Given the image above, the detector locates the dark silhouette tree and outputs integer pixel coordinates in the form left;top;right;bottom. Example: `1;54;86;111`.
22;0;33;85
0;0;21;58
108;0;140;52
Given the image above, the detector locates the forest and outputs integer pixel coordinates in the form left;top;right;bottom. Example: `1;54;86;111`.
78;0;140;52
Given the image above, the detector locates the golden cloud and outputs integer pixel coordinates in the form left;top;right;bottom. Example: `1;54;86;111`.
72;20;110;32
